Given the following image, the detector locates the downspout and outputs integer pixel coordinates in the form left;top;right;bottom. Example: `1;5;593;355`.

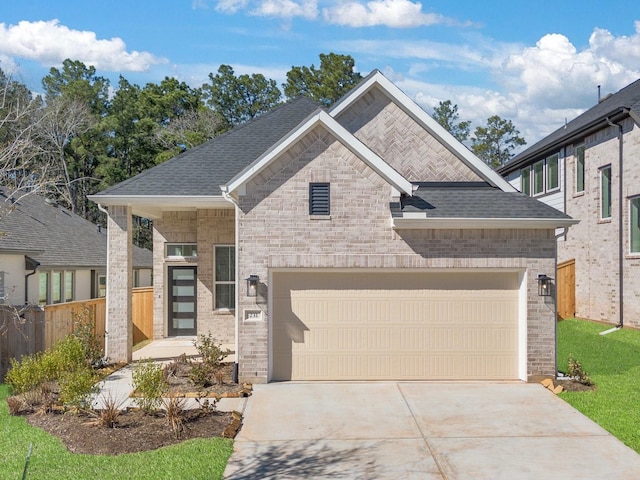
221;188;240;384
606;117;624;329
24;257;40;304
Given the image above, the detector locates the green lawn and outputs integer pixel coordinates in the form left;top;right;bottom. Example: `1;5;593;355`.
557;318;640;453
0;384;234;480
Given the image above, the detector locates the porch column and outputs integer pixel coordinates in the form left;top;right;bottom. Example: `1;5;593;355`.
105;205;133;363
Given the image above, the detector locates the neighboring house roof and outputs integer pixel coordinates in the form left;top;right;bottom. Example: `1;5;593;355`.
0;188;152;269
500;78;640;175
392;182;576;229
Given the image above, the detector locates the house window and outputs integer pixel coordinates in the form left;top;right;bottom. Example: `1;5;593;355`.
309;183;330;215
166;243;197;258
214;245;235;310
98;275;106;298
521;168;531;196
576;145;585;193
51;271;62;304
600;165;612;219
64;271;74;302
39;273;49;304
631;197;640;254
532;160;545;195
547;154;559;191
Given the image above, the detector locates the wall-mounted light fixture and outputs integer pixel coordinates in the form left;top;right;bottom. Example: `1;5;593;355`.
537;274;552;297
246;274;259;297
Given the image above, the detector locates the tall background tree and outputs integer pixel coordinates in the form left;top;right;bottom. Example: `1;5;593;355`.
202;65;281;126
284;53;362;107
432;100;471;142
471;115;526;168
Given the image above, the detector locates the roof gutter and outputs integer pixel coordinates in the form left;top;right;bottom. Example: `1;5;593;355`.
500;108;630;175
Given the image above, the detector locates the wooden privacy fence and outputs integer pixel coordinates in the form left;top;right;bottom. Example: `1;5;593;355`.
557;259;576;320
0;287;154;379
44;287;154;349
0;305;45;380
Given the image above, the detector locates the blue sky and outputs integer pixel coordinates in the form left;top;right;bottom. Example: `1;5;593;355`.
2;0;640;144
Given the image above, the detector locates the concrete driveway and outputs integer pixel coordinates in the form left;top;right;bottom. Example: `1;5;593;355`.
224;382;640;479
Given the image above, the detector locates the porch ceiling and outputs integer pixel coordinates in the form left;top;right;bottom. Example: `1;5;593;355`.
87;195;234;219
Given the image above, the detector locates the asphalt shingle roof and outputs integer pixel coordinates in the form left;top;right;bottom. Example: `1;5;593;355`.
95;97;321;197
401;182;573;220
500;78;640;174
0;189;152;268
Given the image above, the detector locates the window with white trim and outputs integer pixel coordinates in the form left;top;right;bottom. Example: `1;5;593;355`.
521;168;530;195
600;165;612;219
532;160;545;195
630;196;640;254
64;271;74;302
166;243;197;258
39;272;49;304
546;154;559;191
214;245;235;310
576;145;585;193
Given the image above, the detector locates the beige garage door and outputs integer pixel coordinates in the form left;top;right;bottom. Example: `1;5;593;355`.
272;271;519;381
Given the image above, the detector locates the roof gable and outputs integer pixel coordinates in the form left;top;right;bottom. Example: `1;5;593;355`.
330;71;516;192
225;109;413;197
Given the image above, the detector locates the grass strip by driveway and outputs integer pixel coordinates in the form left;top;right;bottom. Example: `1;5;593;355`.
557;318;640;453
0;384;234;480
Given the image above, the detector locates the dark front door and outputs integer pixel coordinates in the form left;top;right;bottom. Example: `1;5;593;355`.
168;266;197;336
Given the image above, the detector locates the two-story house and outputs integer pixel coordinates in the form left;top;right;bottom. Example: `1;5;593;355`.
499;79;640;329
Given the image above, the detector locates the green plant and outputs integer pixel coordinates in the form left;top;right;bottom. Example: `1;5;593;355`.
5;354;46;394
58;366;99;409
194;334;231;368
188;362;212;388
567;353;593;386
132;359;167;413
71;307;105;366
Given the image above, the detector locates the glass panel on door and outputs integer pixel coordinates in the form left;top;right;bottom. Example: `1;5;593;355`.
168;266;197;336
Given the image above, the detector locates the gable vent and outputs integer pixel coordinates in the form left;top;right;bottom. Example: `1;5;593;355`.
309;183;330;215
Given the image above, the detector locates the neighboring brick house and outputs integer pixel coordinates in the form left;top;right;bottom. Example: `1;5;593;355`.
499;79;640;329
0;188;152;306
91;70;575;383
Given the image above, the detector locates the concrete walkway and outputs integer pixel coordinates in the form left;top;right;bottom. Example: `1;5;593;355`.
91;339;242;411
224;382;640;479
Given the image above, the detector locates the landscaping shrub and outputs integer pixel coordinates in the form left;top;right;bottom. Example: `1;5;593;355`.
132;359;167;413
163;397;186;438
188;362;212;387
194;334;231;368
71;307;105;366
5;354;47;394
58;366;99;409
567;353;593;386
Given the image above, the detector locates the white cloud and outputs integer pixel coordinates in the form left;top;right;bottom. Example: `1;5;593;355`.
504;26;640;109
215;0;250;14
0;20;167;72
252;0;318;19
322;0;452;28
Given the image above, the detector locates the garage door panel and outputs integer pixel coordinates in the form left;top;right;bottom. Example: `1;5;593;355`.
272;272;519;381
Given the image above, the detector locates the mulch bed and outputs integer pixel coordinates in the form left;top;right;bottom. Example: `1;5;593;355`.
25;408;232;455
8;360;248;456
